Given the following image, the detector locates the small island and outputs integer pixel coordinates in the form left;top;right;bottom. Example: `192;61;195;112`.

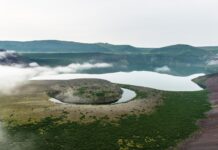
47;79;123;104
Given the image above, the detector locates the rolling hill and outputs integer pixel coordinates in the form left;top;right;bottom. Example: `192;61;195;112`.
0;40;216;55
0;40;217;75
150;44;209;55
0;40;148;53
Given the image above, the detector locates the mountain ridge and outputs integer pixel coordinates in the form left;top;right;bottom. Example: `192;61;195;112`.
0;40;216;53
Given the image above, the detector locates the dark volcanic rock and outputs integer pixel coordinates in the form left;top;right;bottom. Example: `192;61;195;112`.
0;49;6;52
47;79;123;104
0;50;25;65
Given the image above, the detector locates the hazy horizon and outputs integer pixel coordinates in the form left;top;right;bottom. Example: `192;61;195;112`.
0;39;218;48
0;0;218;47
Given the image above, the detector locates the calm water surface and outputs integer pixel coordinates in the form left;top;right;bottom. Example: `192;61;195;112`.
32;71;204;91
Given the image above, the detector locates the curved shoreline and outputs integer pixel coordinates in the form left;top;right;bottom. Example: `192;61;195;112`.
115;88;137;104
49;88;137;105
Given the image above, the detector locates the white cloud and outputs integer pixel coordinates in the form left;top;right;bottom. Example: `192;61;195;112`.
53;63;112;74
155;66;171;73
0;62;112;94
29;62;39;67
207;60;218;65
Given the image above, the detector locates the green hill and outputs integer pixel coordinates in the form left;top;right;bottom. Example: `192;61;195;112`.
150;44;210;56
0;40;147;53
200;46;218;51
149;44;212;64
0;40;215;56
0;40;109;53
96;43;151;53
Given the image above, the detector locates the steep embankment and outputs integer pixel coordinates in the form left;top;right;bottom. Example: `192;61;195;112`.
179;74;218;149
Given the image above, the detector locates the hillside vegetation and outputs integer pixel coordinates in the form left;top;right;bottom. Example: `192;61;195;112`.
0;40;214;54
0;87;210;150
0;40;147;53
1;40;218;75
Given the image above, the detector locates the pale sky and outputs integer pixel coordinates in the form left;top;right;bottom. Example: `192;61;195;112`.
0;0;218;47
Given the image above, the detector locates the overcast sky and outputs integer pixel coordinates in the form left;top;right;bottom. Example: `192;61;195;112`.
0;0;217;47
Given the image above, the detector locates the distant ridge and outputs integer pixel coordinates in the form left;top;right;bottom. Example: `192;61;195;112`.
0;40;216;53
0;40;109;53
0;40;149;53
151;44;210;56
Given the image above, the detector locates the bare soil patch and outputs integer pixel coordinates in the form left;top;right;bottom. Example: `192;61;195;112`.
178;75;218;150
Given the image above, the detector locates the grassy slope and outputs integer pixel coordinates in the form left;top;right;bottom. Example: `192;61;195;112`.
1;89;210;150
0;83;161;123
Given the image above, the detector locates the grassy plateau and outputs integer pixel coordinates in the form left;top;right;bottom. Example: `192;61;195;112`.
0;84;211;150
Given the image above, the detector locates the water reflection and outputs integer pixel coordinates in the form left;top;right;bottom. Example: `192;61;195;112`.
32;71;204;91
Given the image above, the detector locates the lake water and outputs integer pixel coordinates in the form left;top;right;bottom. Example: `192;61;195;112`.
32;71;204;91
115;88;136;104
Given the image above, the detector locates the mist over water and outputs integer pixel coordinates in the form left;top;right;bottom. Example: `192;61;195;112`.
0;63;112;94
155;66;171;73
0;50;205;92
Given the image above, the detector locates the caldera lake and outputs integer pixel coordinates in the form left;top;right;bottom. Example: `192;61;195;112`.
32;71;204;91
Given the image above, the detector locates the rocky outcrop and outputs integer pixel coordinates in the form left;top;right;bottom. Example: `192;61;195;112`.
0;50;25;65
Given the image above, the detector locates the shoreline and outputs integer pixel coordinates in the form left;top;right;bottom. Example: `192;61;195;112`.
49;88;137;105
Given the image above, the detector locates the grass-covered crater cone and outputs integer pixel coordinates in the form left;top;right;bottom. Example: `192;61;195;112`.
47;79;123;104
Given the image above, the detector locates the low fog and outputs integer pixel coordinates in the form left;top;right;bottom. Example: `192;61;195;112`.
0;62;112;94
0;123;5;143
0;122;36;150
0;51;113;148
154;66;171;73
